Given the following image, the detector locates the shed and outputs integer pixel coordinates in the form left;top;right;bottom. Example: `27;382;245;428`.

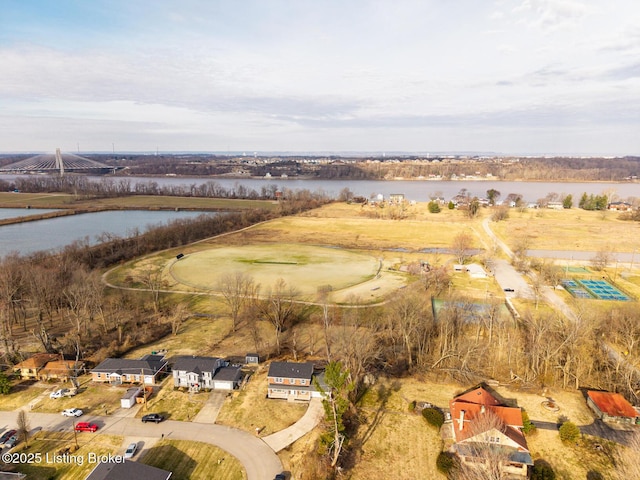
120;387;141;409
245;353;260;365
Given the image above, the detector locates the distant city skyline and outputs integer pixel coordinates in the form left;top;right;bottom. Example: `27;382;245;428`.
1;1;639;155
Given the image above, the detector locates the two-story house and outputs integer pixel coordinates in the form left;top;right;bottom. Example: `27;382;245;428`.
267;361;315;401
449;386;532;478
172;356;242;392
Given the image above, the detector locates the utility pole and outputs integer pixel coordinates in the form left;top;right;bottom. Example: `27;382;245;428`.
141;368;147;410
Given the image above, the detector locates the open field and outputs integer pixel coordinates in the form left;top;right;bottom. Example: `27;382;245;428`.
107;203;490;304
491;208;640;253
169;243;380;295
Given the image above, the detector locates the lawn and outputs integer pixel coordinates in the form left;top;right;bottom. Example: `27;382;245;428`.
0;380;47;411
137;376;210;422
10;431;124;480
215;367;308;435
30;377;129;416
141;439;245;480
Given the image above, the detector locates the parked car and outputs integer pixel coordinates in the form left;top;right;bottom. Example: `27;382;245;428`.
4;435;18;449
141;413;164;423
124;442;137;459
50;388;69;399
74;422;98;432
61;408;83;417
274;474;286;480
0;430;17;447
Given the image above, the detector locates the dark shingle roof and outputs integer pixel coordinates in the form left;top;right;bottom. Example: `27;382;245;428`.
92;356;167;376
171;356;223;374
214;365;242;382
86;460;171;480
267;361;314;380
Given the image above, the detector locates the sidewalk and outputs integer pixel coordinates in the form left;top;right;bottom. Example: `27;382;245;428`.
263;397;324;452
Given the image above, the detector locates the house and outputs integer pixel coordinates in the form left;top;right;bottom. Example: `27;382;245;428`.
172;356;242;392
267;361;315;401
587;390;639;425
449;386;532;478
91;354;168;386
608;201;633;212
389;193;405;204
86;460;172;480
38;359;85;382
13;353;60;379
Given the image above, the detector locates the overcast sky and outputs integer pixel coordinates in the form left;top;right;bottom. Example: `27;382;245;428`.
1;0;639;155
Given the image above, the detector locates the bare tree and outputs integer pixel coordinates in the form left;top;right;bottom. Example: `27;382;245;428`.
17;409;30;448
255;279;299;355
167;303;189;336
454;410;511;480
217;271;255;332
615;432;640;480
452;232;474;265
136;263;165;313
590;247;613;271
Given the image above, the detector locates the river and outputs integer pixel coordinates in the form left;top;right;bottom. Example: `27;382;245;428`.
0;175;637;258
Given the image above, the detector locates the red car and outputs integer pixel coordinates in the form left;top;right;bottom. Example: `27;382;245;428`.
74;422;98;432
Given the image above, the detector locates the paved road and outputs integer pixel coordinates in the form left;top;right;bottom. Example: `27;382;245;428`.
0;411;282;480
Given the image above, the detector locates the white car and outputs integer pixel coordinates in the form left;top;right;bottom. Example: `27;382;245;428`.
50;388;69;399
124;442;137;459
61;408;83;417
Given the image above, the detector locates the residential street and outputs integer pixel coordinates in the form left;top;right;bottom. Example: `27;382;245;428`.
0;410;283;480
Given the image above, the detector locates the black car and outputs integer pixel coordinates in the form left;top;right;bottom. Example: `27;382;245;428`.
274;475;286;480
141;413;164;423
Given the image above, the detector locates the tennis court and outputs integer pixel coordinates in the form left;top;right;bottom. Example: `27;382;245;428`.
578;279;630;301
562;280;593;299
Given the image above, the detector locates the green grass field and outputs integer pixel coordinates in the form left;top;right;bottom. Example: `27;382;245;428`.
169;243;379;295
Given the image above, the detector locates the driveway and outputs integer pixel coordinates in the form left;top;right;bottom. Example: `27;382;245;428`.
0;411;282;480
263;397;324;452
192;391;226;423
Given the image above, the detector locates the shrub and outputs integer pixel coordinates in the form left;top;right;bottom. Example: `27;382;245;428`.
448;201;455;210
559;421;580;443
532;460;556;480
522;410;537;435
436;451;455;475
428;201;441;213
408;400;417;412
422;407;445;429
0;373;11;395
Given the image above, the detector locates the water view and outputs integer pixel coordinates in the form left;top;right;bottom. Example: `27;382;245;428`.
0;209;215;258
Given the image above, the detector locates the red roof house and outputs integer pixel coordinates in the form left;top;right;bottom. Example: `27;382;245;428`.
448;386;532;478
587;391;638;425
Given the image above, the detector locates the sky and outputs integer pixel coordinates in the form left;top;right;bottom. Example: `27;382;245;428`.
1;0;639;155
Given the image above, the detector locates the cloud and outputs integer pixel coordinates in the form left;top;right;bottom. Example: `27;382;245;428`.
512;0;591;30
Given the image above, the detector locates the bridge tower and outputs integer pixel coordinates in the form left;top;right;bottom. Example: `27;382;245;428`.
55;148;65;176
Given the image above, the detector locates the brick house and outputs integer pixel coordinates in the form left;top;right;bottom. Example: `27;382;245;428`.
267;361;315;401
91;354;168;386
38;359;85;382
